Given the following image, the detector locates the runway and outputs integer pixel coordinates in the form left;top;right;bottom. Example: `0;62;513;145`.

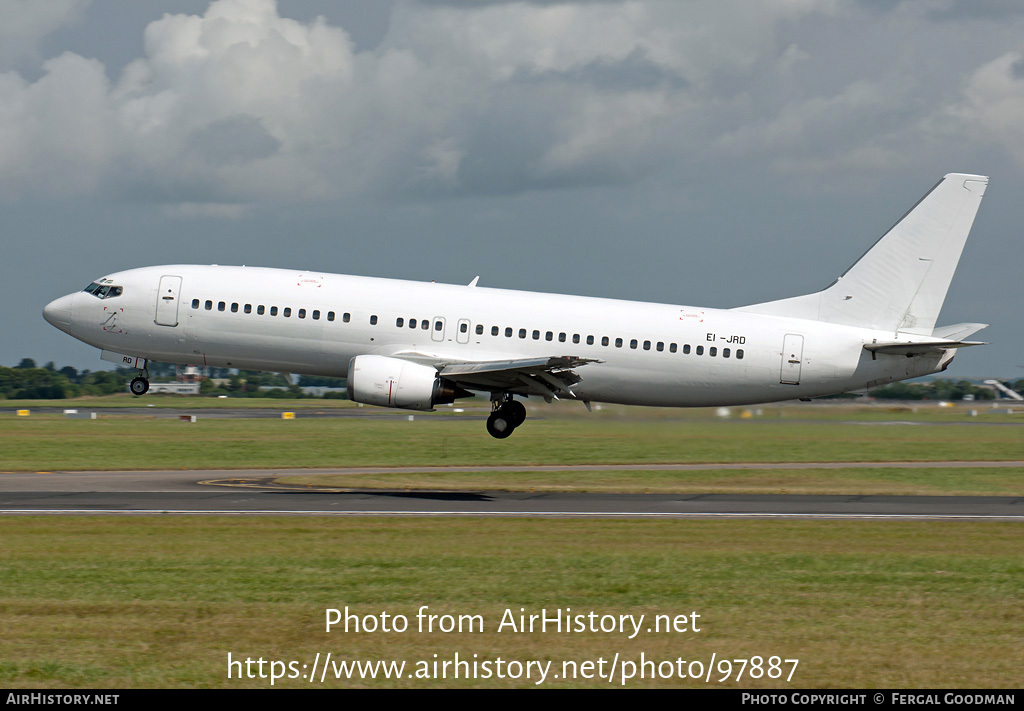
0;467;1021;519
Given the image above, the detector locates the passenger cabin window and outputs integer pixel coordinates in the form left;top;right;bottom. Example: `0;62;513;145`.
410;319;417;328
683;344;691;354
630;339;638;349
643;340;651;350
421;320;429;330
244;304;252;314
492;326;499;336
343;313;351;323
270;306;278;316
231;303;239;313
435;320;443;331
397;318;404;327
723;348;731;358
709;347;717;357
313;310;320;320
656;342;664;352
284;307;292;317
546;331;553;341
736;349;744;359
300;309;308;319
219;302;226;312
368;314;375;324
327;311;335;322
573;334;580;344
476;325;484;335
257;305;265;315
462;323;469;333
669;343;677;353
559;333;566;343
696;346;704;355
601;336;609;346
532;330;540;340
518;328;526;339
615;338;623;348
505;327;513;337
205;300;213;311
192;299;200;309
586;335;594;345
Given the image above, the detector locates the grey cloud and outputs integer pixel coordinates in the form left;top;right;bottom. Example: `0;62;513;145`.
187;115;281;167
510;49;688;91
927;0;1024;21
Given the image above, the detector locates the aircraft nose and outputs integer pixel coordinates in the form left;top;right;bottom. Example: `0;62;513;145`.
43;294;75;329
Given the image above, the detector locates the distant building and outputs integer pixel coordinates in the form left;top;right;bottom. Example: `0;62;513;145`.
178;366;202;384
128;382;201;395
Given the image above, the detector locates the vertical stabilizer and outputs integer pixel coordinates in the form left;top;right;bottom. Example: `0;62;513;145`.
736;174;988;334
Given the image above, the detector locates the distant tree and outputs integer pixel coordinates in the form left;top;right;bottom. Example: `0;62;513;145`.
15;358;36;369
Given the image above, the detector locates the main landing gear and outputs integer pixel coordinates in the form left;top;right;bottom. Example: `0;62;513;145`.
486;395;527;439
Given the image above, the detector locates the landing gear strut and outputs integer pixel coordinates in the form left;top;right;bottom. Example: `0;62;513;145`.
486;395;527;439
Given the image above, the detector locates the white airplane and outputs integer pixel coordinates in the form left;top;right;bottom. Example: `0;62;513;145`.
44;173;989;438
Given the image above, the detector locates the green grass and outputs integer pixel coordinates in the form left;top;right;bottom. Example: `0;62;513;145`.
0;517;1020;688
3;415;1024;472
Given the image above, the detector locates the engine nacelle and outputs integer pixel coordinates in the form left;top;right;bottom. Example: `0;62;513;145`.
346;355;462;411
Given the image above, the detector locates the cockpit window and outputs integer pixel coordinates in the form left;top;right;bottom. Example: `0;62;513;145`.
82;283;123;299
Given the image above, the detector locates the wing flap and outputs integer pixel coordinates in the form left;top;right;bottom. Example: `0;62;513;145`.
438;355;599;397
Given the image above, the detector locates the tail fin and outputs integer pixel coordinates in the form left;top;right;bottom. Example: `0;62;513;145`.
736;173;988;335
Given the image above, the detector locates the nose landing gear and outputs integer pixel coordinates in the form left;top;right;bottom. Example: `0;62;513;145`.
129;363;150;396
129;376;150;396
486;395;527;439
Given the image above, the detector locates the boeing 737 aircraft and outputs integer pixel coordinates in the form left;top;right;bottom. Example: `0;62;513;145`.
43;173;989;438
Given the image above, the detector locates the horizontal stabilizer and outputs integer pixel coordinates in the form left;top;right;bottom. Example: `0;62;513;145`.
931;322;988;341
864;340;986;357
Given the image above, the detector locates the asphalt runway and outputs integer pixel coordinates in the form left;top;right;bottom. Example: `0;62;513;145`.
0;467;1021;520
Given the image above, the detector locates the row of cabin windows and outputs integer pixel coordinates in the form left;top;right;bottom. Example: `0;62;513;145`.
191;299;351;323
473;324;745;359
191;300;744;359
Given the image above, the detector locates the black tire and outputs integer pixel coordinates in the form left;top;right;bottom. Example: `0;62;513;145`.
506;400;527;427
130;377;150;396
486;412;515;439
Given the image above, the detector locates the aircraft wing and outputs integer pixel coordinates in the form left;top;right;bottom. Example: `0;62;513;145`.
382;350;599;399
437;356;599;399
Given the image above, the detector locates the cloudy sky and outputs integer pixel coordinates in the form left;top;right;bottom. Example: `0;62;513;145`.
4;0;1022;378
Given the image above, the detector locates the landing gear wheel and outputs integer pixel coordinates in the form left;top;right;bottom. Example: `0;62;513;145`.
486;412;515;439
129;377;150;396
506;400;527;427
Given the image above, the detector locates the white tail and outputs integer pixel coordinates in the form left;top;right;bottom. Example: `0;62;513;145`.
737;173;988;335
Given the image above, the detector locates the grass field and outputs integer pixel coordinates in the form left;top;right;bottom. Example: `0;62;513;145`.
3;410;1024;475
1;517;1020;688
1;402;1022;688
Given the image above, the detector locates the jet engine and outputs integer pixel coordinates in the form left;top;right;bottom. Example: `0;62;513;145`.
346;355;467;410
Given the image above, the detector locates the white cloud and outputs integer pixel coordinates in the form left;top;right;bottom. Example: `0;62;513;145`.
0;0;90;67
938;52;1024;166
15;0;1007;209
